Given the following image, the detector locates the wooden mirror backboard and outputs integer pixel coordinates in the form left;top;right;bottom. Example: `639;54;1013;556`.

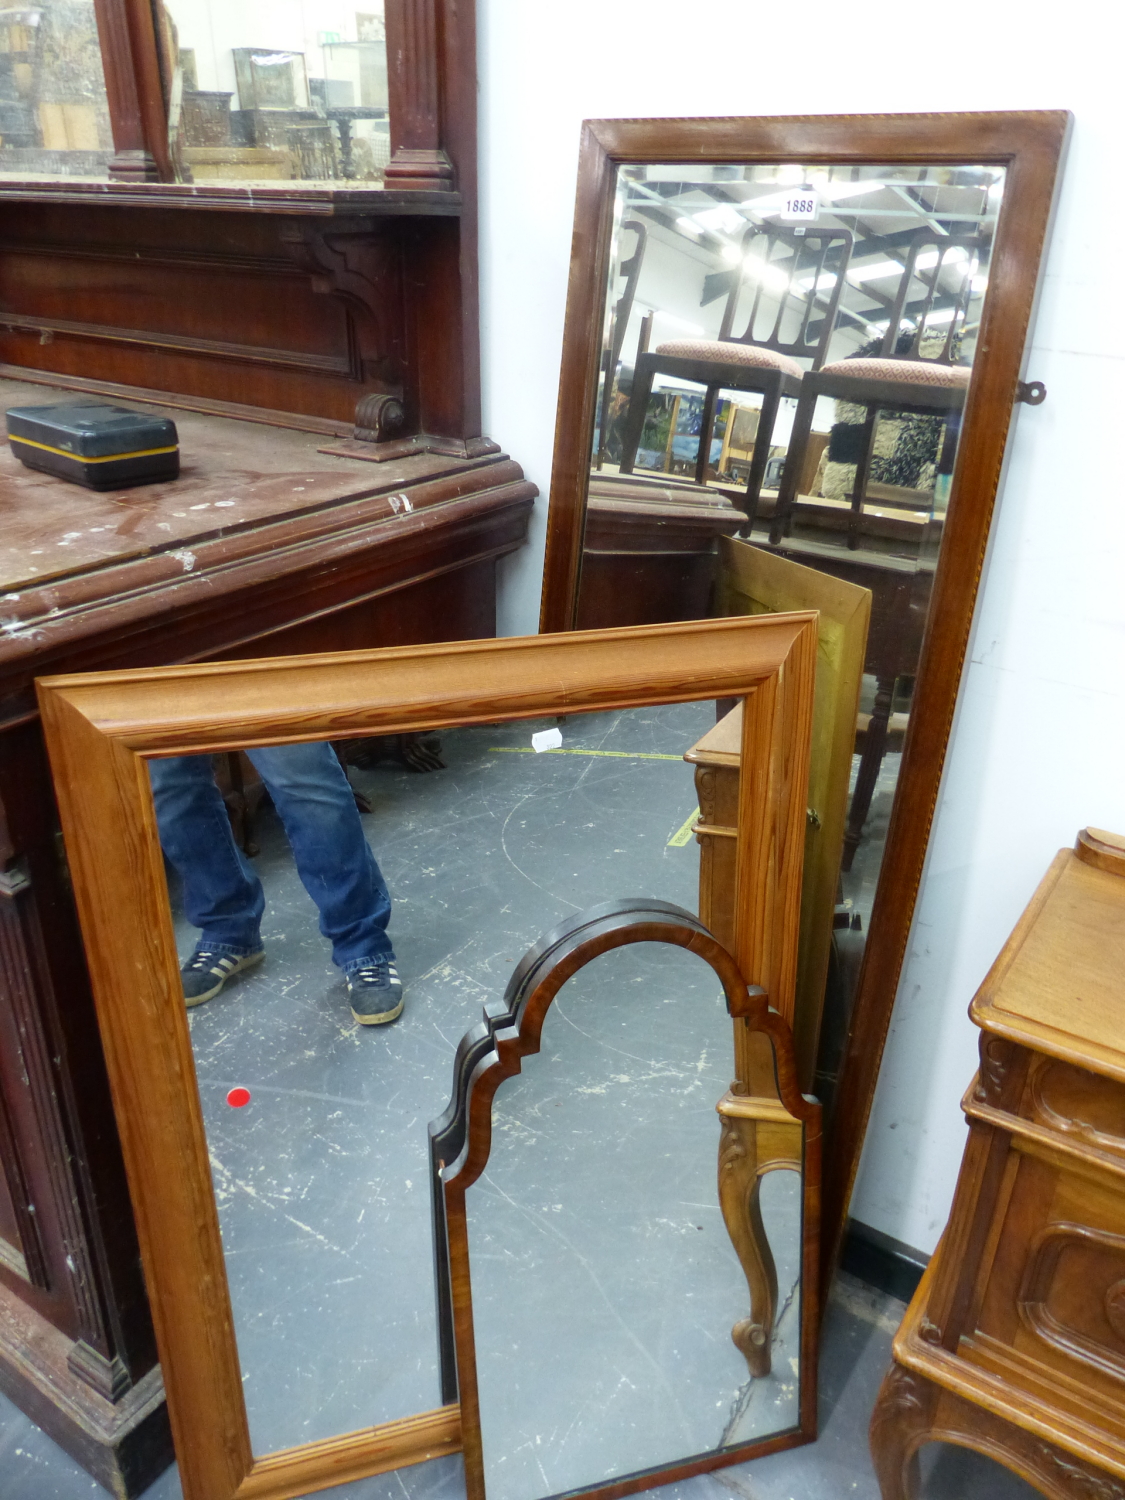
538;111;1070;1294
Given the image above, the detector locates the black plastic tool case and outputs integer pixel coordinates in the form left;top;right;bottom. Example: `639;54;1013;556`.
6;402;180;490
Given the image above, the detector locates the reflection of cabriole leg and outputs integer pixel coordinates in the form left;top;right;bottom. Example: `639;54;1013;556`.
717;1109;777;1378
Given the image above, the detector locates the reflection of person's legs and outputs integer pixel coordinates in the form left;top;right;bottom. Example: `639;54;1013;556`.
149;755;266;1004
245;743;394;970
151;743;400;1022
245;743;401;1024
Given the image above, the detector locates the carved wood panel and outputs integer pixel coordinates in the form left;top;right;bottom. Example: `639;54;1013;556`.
1019;1224;1125;1386
1029;1057;1125;1159
968;1146;1125;1420
0;206;417;424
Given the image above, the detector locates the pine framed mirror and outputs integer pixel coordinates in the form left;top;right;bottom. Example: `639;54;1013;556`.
537;111;1069;1292
37;613;819;1500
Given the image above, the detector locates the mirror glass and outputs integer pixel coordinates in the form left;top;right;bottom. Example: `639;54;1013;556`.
155;697;804;1470
0;0;114;180
160;0;389;185
582;159;1005;1107
467;938;801;1500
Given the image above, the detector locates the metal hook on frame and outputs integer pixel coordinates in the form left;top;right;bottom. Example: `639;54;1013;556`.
1015;379;1047;405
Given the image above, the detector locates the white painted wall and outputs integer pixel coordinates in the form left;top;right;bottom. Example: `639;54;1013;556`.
478;0;1125;1253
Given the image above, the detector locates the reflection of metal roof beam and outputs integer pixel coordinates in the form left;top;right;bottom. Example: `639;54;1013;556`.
837;286;966;337
892;184;947;234
832;301;887;337
822;210;994;227
624;186;995;233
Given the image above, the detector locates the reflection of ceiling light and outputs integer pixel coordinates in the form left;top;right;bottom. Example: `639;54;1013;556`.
740;190;787;213
971;275;988;293
914;247;969;272
848;259;904;282
845;248;982;288
817;181;886;201
675;216;702;238
693;205;745;234
721;244;742;264
798;272;838;292
744;254;791;293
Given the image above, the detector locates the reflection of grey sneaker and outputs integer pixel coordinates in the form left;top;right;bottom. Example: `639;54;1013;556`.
181;948;265;1007
346;961;404;1025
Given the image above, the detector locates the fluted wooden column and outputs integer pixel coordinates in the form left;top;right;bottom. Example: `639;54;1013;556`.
91;0;172;181
384;0;455;188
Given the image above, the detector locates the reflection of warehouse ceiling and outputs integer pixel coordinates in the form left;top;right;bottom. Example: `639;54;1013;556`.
615;164;1001;354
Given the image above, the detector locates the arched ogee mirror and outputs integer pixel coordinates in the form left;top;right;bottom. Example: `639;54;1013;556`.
537;112;1070;1296
37;615;817;1500
433;901;820;1500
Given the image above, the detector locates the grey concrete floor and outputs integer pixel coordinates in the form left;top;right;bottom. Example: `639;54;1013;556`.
0;706;1042;1499
0;1276;1044;1499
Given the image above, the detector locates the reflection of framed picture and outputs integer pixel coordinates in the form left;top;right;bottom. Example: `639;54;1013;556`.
231;47;308;111
356;11;386;42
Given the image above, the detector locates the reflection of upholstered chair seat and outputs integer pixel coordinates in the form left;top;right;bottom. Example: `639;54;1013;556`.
817;357;972;391
616;225;853;509
653;340;805;380
768;356;973;553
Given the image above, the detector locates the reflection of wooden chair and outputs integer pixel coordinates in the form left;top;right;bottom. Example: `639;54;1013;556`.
840;565;931;870
618;225;853;507
769;231;979;549
595;220;646;469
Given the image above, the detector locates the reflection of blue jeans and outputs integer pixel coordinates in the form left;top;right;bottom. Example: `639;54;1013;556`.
149;743;394;972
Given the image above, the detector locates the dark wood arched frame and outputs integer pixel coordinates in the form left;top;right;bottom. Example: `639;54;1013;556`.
431;898;822;1500
537;111;1071;1298
36;613;818;1500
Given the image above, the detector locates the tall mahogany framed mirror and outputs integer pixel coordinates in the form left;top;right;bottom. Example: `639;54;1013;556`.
538;111;1070;1294
36;614;820;1500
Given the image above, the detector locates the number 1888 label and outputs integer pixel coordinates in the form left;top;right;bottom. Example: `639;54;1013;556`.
781;190;819;222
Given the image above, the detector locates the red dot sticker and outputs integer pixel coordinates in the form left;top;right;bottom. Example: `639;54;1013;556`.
226;1087;251;1109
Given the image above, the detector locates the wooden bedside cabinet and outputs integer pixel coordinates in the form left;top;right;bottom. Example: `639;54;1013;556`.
870;827;1125;1498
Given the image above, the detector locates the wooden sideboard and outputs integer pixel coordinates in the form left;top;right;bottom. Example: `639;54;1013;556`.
574;474;746;629
0;376;534;1494
870;828;1125;1498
